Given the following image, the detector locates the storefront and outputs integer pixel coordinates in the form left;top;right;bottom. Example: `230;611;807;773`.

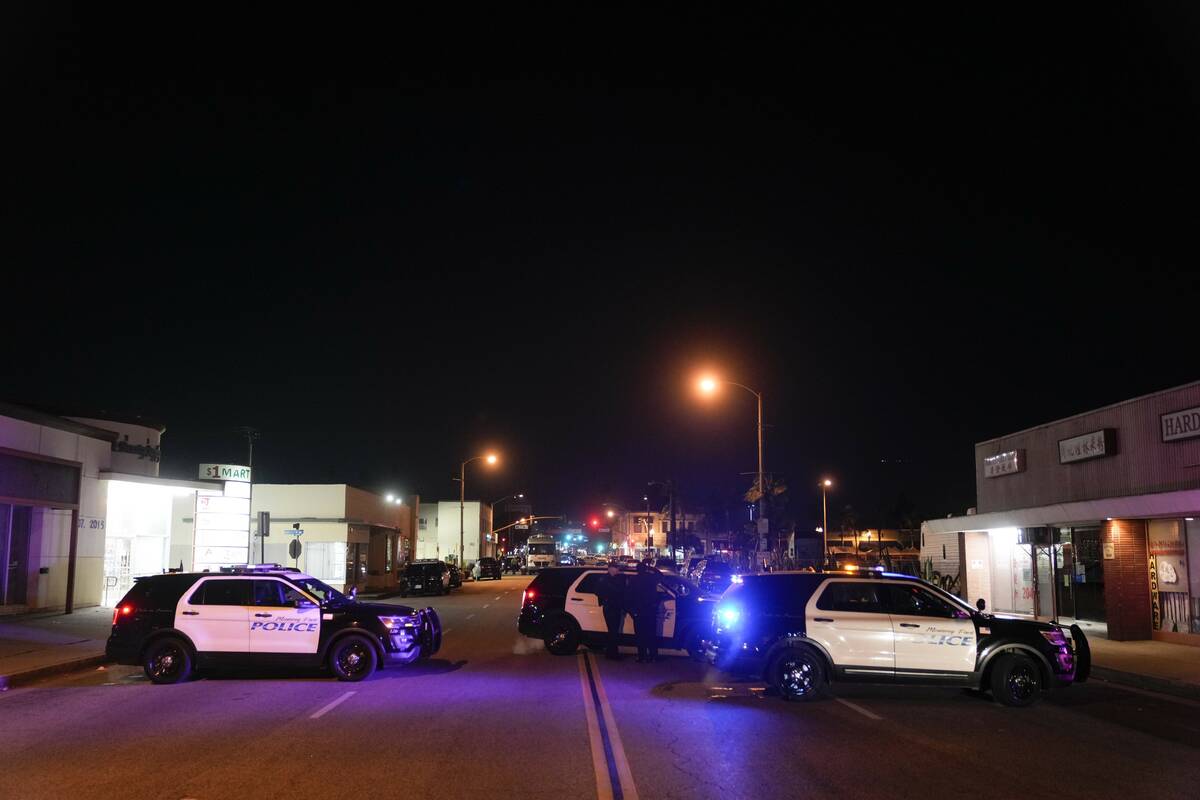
922;380;1200;645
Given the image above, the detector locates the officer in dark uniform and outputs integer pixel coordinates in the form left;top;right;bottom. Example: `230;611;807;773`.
595;563;628;660
630;561;661;662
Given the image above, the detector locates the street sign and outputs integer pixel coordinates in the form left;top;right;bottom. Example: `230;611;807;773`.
199;463;252;482
257;511;270;537
288;539;302;559
286;528;305;536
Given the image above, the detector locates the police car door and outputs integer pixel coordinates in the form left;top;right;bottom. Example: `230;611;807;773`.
805;579;894;675
177;577;252;657
657;580;678;642
566;571;608;635
249;579;321;655
883;582;976;676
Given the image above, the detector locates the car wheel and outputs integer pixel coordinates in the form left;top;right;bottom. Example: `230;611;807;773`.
770;647;827;701
544;616;581;655
143;637;193;685
685;629;707;662
990;652;1041;707
329;634;379;682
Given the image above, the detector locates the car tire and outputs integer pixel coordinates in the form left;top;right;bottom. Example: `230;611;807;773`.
770;647;828;702
685;628;707;662
544;616;581;656
990;652;1041;707
143;636;193;685
329;634;379;682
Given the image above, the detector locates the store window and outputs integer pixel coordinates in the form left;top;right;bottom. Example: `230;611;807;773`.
1149;519;1199;636
305;541;347;584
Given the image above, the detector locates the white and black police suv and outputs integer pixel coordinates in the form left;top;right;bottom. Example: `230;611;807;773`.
105;564;442;684
705;570;1091;706
517;566;716;658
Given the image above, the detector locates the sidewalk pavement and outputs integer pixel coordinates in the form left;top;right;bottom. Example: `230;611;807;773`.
0;607;112;690
1088;636;1200;700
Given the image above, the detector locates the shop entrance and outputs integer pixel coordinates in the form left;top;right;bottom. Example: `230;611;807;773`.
1;504;32;606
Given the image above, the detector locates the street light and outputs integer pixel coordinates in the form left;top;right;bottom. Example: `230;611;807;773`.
697;374;766;529
819;479;833;565
458;452;500;567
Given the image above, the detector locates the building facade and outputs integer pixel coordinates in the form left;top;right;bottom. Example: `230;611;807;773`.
922;381;1200;645
415;501;494;564
248;485;417;594
0;403;214;612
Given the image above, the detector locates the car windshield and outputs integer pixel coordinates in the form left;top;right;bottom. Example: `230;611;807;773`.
288;577;346;605
528;544;555;555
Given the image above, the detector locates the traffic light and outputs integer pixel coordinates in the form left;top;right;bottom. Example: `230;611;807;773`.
590;518;600;528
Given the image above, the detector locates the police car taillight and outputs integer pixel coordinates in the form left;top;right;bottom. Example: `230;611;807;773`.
522;589;535;606
111;604;134;625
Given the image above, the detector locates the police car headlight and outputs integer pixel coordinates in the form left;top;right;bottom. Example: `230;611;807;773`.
1040;629;1068;647
379;614;420;630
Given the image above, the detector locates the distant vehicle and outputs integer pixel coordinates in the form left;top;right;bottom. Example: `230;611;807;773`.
475;557;502;581
694;560;736;596
448;563;464;588
525;534;557;573
402;560;452;596
704;571;1090;706
518;566;713;659
654;557;678;573
503;556;523;574
105;564;441;684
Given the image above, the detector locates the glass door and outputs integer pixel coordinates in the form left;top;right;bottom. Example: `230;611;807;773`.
1055;542;1076;619
1034;545;1055;619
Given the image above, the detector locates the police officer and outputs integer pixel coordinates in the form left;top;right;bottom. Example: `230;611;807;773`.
596;562;627;660
630;560;661;663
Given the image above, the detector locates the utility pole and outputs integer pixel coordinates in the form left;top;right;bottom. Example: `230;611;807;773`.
240;426;260;564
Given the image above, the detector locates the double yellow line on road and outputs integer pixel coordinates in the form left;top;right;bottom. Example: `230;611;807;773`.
577;651;639;800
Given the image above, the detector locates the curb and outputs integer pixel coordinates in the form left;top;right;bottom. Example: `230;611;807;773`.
0;654;110;691
1090;666;1200;702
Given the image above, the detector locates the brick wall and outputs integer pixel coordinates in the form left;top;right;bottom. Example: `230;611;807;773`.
1102;519;1151;641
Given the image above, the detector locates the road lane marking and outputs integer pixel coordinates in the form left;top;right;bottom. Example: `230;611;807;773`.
835;697;882;720
483;604;490;609
494;596;502;600
467;614;475;619
579;651;640;800
310;691;356;719
578;655;614;800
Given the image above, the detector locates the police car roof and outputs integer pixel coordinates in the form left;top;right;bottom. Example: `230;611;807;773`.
741;569;922;580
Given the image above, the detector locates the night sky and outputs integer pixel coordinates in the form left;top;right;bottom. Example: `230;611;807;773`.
4;4;1199;530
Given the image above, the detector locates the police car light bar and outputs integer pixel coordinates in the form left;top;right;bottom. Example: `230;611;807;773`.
219;564;300;574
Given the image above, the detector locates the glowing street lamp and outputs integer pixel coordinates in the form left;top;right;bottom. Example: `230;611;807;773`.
458;452;500;566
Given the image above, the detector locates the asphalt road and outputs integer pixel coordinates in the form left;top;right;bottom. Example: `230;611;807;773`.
3;574;1199;800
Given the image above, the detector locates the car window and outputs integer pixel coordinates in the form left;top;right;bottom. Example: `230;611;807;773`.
190;579;251;606
576;573;608;594
252;580;286;606
884;583;963;618
815;581;883;613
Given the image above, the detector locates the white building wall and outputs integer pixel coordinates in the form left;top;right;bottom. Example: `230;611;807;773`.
0;414;111;610
921;524;961;580
428;501;491;565
417;505;440;559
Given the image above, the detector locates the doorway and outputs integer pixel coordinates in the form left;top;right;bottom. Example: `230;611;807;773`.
1;504;32;606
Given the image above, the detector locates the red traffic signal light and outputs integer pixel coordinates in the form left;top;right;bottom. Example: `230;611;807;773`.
590;518;600;528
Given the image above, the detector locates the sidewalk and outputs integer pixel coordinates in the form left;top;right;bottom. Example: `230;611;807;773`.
0;607;112;690
1088;636;1200;700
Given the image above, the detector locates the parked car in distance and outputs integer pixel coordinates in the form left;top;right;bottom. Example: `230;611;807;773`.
695;560;736;596
475;557;503;581
402;560;451;596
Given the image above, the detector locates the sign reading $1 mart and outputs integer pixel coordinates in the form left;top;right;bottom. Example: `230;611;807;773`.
199;463;252;482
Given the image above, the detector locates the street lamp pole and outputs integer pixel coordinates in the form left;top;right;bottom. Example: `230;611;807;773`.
820;479;833;566
458;453;498;568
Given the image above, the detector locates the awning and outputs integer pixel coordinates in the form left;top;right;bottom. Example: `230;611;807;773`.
923;487;1200;535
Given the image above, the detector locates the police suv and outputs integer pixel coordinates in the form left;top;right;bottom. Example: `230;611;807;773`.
517;566;715;657
704;570;1091;706
105;564;442;684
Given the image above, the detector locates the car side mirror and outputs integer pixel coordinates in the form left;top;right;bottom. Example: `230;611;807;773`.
976;598;986;611
349;586;358;601
294;598;316;609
